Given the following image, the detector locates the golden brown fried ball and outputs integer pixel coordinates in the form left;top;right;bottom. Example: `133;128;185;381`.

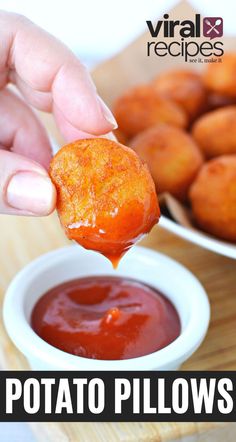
204;53;236;98
113;85;187;138
130;124;204;201
49;138;160;265
192;106;236;158
189;155;236;242
152;69;206;120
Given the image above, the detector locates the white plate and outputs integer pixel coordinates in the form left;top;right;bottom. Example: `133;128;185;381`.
160;216;236;260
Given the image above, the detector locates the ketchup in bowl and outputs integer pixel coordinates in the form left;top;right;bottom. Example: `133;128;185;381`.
31;276;180;360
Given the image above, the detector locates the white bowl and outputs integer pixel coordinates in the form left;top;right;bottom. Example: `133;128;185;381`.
3;245;210;371
160;216;236;260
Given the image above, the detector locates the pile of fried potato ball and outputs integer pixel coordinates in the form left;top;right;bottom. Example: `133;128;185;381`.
113;52;236;242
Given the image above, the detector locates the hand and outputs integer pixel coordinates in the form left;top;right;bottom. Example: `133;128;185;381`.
0;11;117;216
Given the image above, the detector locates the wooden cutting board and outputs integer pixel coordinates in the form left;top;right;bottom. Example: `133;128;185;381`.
1;1;236;440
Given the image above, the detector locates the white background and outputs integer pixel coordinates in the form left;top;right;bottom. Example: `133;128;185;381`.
0;0;235;67
0;1;235;441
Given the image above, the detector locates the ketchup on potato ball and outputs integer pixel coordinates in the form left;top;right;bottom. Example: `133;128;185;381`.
49;138;160;267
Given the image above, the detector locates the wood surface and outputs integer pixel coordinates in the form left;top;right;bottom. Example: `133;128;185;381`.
0;1;235;440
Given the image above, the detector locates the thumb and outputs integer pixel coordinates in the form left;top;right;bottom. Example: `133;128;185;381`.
0;150;56;216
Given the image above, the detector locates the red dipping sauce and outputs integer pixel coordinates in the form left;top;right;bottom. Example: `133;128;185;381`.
31;276;180;360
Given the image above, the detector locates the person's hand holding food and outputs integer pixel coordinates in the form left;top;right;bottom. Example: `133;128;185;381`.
0;11;117;217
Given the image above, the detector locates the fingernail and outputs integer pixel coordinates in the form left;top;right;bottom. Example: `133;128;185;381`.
6;171;56;216
100;132;117;141
97;96;118;129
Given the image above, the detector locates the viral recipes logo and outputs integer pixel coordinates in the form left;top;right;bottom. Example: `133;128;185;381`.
146;14;224;62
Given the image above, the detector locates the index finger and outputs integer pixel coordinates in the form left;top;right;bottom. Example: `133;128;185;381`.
0;11;117;135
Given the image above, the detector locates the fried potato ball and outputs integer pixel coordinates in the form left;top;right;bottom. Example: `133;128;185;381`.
113;85;187;138
192;106;236;158
189;155;236;242
49;138;160;265
204;53;236;98
130;124;204;201
152;70;206;120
